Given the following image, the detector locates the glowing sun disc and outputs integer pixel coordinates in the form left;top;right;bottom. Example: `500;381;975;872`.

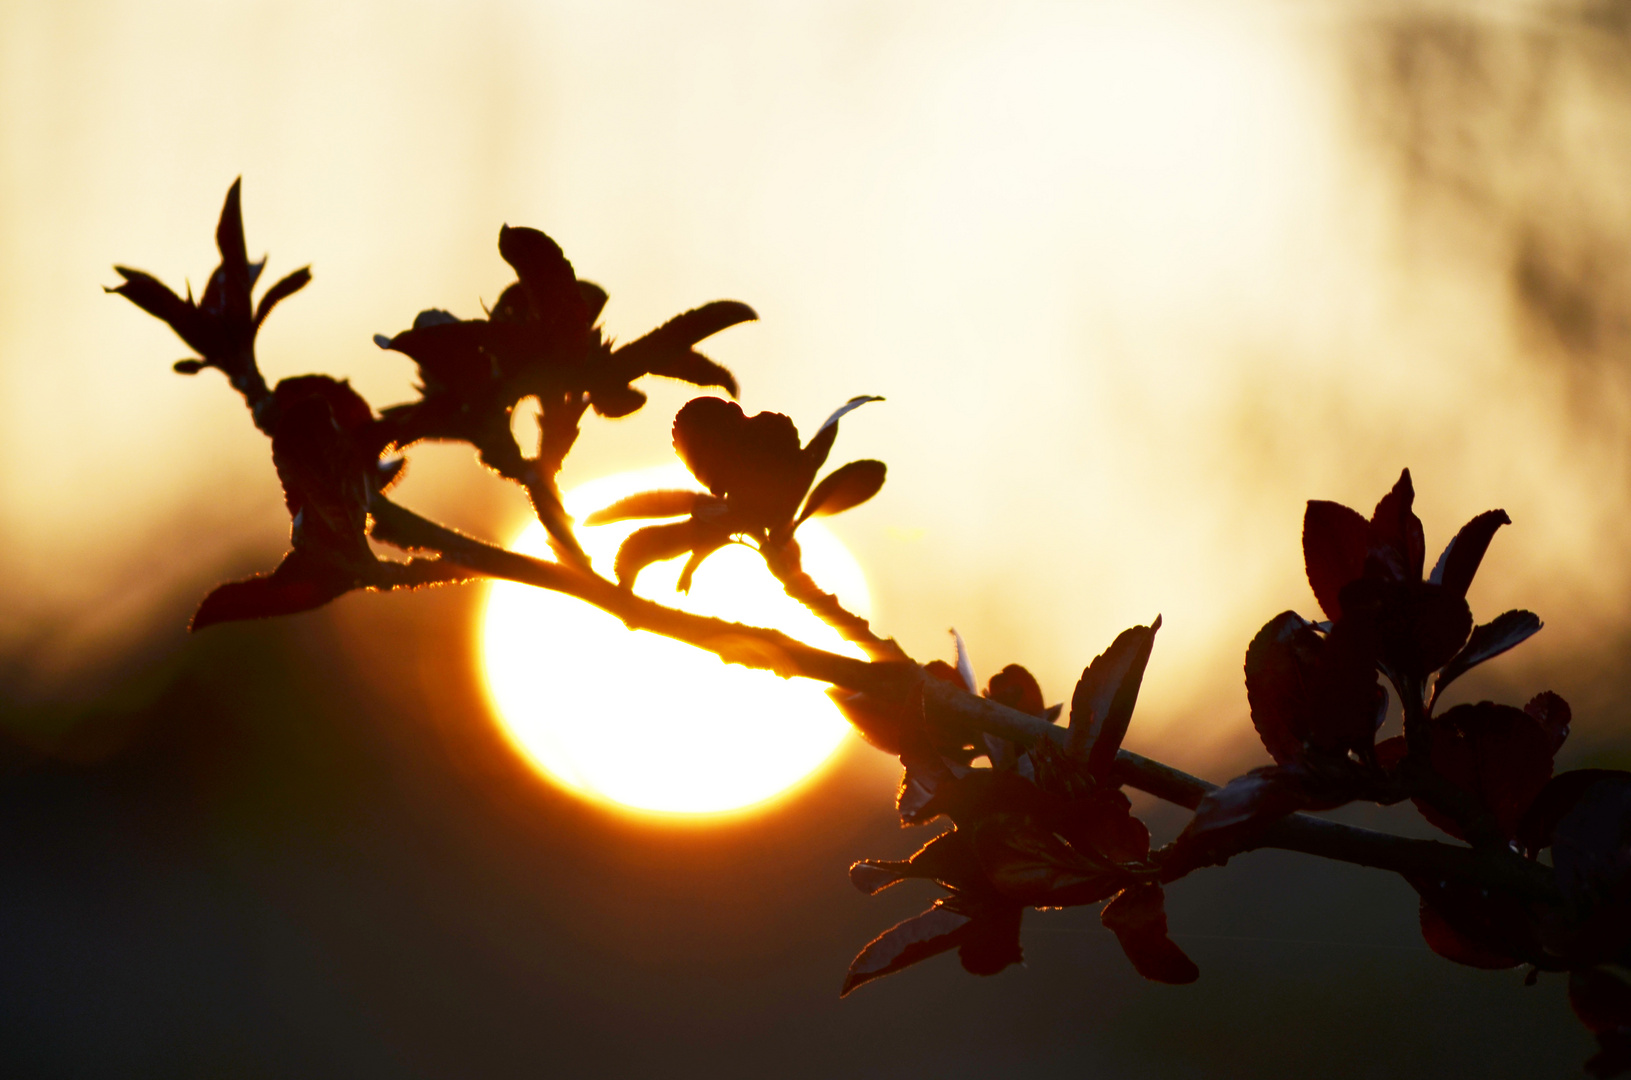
480;466;871;815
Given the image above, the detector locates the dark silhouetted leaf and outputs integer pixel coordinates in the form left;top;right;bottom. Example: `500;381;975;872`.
1525;690;1571;752
1066;618;1161;780
799;459;886;522
1552;774;1631;906
191;549;356;631
1367;468;1426;582
1303;500;1369;621
1101;883;1198;984
1167;765;1323;872
613;520;705;588
496;225;588;340
107;267;213;355
578;280;609;323
614;300;754;396
949;900;1025;976
841;904;973;996
1429;508;1510;598
1519;770;1631;856
1435;609;1542;696
1419;701;1561;841
672;397;808;527
1411;875;1544;970
848;830;980;896
215;178;252;327
1243;612;1385;764
254;266;311;328
1572;966;1631;1036
801;395;884;476
985;664;1046;717
972;818;1121;906
828;687;925;756
1418;898;1520;969
1338;577;1473;680
584;489;712;525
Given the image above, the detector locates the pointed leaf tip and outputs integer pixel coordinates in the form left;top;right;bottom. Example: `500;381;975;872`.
1067;620;1161;779
841;906;972;997
1429;509;1511;598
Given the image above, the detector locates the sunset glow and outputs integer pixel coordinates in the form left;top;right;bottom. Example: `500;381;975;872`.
481;467;870;815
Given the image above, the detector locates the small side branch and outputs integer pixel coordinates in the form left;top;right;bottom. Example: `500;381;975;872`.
760;545;909;663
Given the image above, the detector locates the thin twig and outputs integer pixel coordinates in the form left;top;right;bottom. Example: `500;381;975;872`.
759;543;909;663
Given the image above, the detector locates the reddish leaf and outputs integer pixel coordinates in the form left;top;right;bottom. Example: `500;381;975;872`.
841;905;972;996
1429;508;1510;598
583;489;711;525
972;817;1121;906
1303;500;1369;621
1243;612;1384;763
1367;468;1426;582
1065;618;1162;781
1167;765;1329;872
1418;899;1520;969
1337;578;1472;681
1412;875;1542;969
798;459;886;522
827;688;924;756
1066;787;1152;865
613;520;707;588
1572;966;1631;1036
1419;701;1560;841
1526;690;1572;753
985;665;1047;717
1435;610;1543;696
950;900;1025;976
191;550;357;631
1100;883;1199;984
849;830;981;896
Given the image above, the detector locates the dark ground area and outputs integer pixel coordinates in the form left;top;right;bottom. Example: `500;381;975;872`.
0;582;1608;1079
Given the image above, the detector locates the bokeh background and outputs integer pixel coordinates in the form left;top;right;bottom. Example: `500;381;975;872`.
3;0;1630;1075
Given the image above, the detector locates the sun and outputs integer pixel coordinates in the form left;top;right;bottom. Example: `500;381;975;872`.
480;465;871;816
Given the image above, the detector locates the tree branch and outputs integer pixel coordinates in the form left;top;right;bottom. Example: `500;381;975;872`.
368;495;901;694
371;494;1561;905
759;543;909;663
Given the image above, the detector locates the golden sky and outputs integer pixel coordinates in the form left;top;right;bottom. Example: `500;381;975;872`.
6;0;1631;766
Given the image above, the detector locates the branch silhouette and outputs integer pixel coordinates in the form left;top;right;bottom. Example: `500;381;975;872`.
108;182;1631;1077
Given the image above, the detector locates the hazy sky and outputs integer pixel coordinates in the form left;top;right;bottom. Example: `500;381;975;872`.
6;0;1631;768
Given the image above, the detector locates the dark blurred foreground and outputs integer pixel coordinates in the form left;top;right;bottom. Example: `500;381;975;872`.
0;583;1610;1080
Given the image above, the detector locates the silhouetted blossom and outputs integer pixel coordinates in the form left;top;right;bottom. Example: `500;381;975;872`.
588;394;884;590
373;226;753;467
107;179;309;417
844;621;1193;994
